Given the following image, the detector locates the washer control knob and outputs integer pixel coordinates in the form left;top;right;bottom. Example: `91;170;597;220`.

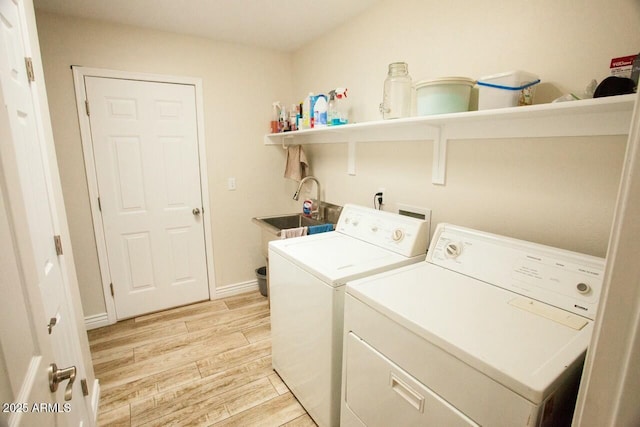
445;242;462;258
392;229;404;242
576;282;591;294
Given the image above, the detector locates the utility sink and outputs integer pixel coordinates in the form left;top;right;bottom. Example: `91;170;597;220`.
256;213;325;233
252;202;342;257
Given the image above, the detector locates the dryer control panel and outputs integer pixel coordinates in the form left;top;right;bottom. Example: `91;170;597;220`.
336;204;430;257
427;223;606;319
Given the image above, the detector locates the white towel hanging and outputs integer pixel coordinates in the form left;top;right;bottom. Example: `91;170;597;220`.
284;145;309;182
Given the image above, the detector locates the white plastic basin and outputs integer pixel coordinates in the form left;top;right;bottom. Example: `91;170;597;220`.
415;77;475;115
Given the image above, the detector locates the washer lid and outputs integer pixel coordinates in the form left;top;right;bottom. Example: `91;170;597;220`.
269;232;423;285
346;262;593;404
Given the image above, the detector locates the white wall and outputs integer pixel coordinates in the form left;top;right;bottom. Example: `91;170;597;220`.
294;0;640;120
35;12;301;317
35;0;640;317
290;0;640;256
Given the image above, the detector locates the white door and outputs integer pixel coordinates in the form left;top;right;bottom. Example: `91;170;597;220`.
84;77;210;319
0;0;93;425
0;175;58;427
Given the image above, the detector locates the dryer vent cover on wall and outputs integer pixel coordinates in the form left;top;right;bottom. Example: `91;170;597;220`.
397;204;432;248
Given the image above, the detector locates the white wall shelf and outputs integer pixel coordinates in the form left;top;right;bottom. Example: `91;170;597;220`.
264;94;636;185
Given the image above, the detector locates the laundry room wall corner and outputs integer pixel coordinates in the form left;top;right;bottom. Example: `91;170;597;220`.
35;11;297;318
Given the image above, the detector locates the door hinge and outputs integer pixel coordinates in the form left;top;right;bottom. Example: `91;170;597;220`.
80;378;89;396
110;283;114;297
53;235;63;256
85;100;90;116
97;197;102;212
25;57;35;82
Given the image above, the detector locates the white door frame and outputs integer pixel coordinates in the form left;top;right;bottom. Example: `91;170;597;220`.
572;90;640;426
72;67;216;325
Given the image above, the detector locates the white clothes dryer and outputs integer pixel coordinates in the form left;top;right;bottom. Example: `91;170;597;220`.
269;204;430;427
341;223;605;427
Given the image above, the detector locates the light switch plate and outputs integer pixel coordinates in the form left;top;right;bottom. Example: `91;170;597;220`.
228;177;236;190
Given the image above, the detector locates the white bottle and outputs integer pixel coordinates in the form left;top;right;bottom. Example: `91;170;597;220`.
280;104;289;132
313;94;328;128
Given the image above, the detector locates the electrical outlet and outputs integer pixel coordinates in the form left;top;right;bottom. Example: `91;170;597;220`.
375;187;385;208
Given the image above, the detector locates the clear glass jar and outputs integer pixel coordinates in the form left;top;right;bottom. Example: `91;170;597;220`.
380;62;412;119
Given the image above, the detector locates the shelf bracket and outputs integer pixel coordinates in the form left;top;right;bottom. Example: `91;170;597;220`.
431;125;447;185
347;137;356;176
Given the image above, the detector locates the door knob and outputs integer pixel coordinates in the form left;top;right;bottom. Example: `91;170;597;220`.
192;208;201;215
48;363;76;401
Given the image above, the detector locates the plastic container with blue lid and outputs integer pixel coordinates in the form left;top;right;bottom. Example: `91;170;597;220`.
477;71;540;110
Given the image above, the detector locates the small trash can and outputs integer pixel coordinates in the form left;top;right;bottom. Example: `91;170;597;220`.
256;266;268;297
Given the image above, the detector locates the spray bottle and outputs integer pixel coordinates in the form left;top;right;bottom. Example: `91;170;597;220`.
328;88;348;126
280;104;289;132
327;91;337;126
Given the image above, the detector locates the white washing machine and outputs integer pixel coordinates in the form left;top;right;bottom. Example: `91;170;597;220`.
341;223;605;427
269;204;430;427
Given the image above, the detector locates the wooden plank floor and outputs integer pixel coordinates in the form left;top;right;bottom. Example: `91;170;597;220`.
88;291;316;426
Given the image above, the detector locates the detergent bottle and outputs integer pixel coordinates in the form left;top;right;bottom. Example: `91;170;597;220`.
313;94;328;128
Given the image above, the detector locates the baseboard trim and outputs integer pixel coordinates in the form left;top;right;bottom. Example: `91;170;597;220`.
84;281;260;328
84;312;109;330
214;279;259;299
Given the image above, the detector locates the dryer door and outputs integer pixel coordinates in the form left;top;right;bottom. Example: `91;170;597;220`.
343;332;479;427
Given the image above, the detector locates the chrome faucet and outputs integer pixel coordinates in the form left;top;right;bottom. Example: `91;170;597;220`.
293;176;322;219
